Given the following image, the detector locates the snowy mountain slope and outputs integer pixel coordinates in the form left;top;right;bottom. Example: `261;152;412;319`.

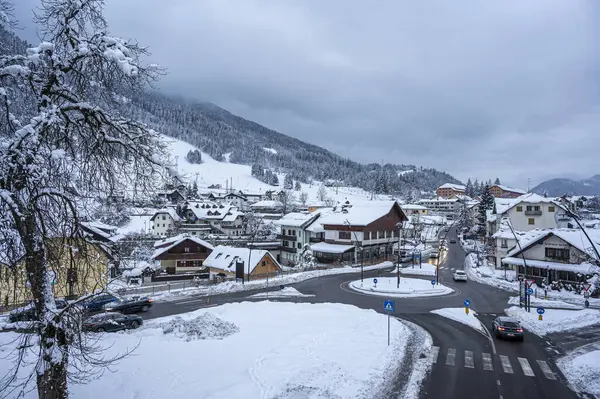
532;175;600;196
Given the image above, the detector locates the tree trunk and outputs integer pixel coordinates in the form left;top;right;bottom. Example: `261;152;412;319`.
22;212;69;399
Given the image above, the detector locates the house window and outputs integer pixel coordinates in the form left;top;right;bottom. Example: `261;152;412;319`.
549;206;555;212
534;206;540;212
283;240;289;247
545;248;570;262
184;247;190;253
516;206;523;212
339;231;351;240
297;242;302;249
526;205;533;212
528;218;535;225
162;215;166;220
261;261;266;267
501;239;508;248
162;224;165;227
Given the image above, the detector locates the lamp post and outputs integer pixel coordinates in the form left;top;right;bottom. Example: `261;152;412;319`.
396;222;403;288
345;219;363;282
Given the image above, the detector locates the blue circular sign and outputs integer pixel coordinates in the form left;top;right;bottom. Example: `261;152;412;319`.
537;308;545;315
373;278;378;284
464;299;471;307
527;288;534;295
431;279;436;285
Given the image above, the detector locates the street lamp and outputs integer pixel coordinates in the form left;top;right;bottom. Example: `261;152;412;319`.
396;221;403;288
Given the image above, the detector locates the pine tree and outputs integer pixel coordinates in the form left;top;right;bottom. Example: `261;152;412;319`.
494;177;501;185
465;178;474;198
473;179;480;196
294;181;301;191
284;173;293;189
476;183;494;238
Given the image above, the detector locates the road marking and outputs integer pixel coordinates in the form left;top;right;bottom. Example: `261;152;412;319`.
431;346;440;364
518;358;535;377
464;350;474;368
446;348;456;366
482;353;494;371
537;360;556;380
174;297;209;305
499;355;513;374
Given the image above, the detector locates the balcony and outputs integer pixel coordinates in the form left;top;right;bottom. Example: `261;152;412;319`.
309;237;323;243
276;234;297;241
525;210;542;216
279;245;297;253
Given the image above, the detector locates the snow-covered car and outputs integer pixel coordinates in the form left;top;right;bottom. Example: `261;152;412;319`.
453;270;468;282
83;312;143;333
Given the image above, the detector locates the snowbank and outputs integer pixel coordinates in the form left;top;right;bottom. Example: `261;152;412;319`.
507;296;583;310
349;277;453;298
505;306;600;336
0;301;423;399
557;343;600;397
249;287;314;298
143;313;239;341
430;308;485;334
396;263;437;277
152;261;394;302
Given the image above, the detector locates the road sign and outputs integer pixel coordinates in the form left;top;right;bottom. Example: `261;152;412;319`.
583;283;592;292
373;278;378;284
584;291;590;299
464;299;471;307
527;288;533;295
431;279;436;286
526;279;535;288
537;307;545;315
538;315;543;321
384;300;395;312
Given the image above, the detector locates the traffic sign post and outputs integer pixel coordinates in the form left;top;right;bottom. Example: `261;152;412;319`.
464;299;470;315
373;278;378;288
527;288;534;295
583;283;591;292
384;300;395;346
431;279;436;289
537;307;545;321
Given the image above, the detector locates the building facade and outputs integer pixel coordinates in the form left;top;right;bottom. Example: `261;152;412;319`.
435;183;466;198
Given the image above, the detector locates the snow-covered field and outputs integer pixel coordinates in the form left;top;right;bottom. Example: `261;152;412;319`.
505;306;600;336
249;287;315;298
396;263;437;277
164;137;384;206
349;277;453;298
430;307;485;334
0;302;427;399
557;342;600;397
152;262;394;302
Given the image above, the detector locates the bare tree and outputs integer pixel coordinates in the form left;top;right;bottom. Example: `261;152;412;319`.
0;0;166;397
280;189;295;215
317;184;328;202
299;191;309;206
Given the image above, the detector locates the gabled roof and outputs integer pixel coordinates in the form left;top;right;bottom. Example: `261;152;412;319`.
204;245;280;274
81;222;123;243
186;201;242;221
150;208;182;222
274;212;320;228
438;183;466;191
402;204;428;210
493;193;565;215
151;234;214;259
506;228;600;260
491;184;526;194
251;200;283;208
319;201;406;227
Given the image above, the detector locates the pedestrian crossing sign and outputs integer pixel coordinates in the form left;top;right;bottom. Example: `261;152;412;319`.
383;300;395;312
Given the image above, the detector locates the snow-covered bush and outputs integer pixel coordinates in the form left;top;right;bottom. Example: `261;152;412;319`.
157;313;239;341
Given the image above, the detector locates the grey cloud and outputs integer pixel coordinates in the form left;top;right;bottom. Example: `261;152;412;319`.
11;0;600;188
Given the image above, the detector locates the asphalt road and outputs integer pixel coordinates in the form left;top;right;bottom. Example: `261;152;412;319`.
144;230;583;399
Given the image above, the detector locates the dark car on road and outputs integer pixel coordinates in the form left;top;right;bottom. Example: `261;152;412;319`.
449;239;457;244
103;296;153;313
83;312;143;333
9;299;69;323
492;316;524;341
81;293;120;312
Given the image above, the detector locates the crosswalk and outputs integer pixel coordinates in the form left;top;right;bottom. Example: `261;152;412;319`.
431;346;557;380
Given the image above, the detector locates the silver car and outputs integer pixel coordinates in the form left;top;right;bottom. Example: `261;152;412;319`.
453;270;468;282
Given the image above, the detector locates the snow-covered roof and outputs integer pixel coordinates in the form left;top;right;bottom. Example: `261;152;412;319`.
186;201;242;221
204;245;280;274
418;197;459;203
502;257;599;275
438;183;466;191
150;207;182;222
318;201;403;227
494;193;565;215
251;200;283;208
506;228;600;259
402;204;428;210
310;242;355;254
274;212;319;228
81;222;123;243
491;184;526;194
151;234;214;259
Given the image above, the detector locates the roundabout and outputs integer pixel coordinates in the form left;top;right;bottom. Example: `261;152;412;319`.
348;277;454;298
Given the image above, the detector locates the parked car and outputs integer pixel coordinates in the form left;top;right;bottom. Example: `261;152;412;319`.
80;293;119;312
103;296;153;313
83;312;143;333
429;251;439;258
449;239;457;244
453;270;468;282
9;299;69;323
492;316;524;341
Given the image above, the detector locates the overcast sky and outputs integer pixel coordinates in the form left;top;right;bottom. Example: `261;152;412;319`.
11;0;600;188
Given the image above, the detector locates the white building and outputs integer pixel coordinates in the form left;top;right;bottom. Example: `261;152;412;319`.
250;200;284;220
273;211;324;265
418;197;461;218
150;208;182;236
185;201;245;236
401;204;429;216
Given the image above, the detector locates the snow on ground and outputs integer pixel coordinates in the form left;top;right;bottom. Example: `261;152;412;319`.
249;287;315;299
152;261;394;302
0;302;424;399
430;308;485;334
505;306;600;336
117;214;152;235
349;277;453;298
557;342;600;397
262;147;277;155
164;136;386;205
396;263;437;277
507;296;583;310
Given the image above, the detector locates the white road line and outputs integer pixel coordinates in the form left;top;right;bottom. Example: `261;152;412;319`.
464;350;474;368
446;348;456;366
518;358;535;377
482;353;494;371
432;346;440;364
537;360;557;380
174;297;209;305
499;355;513;374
